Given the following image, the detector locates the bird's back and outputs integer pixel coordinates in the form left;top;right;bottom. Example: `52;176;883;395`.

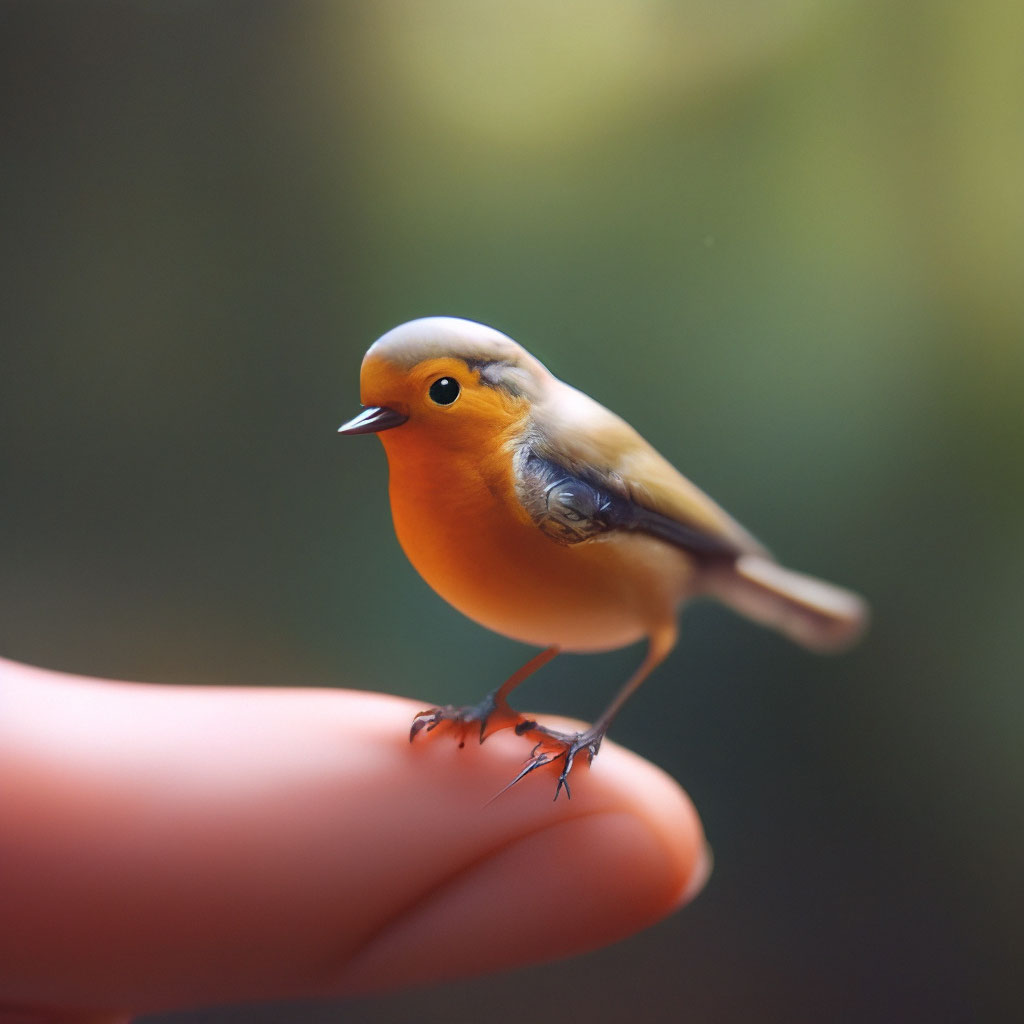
521;377;866;651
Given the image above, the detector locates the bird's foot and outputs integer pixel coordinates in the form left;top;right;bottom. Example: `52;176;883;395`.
409;690;536;748
499;723;605;801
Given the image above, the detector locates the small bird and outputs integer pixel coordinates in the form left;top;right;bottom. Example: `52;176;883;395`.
339;317;867;798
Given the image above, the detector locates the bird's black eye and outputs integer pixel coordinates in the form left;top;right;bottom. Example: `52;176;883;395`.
428;377;461;406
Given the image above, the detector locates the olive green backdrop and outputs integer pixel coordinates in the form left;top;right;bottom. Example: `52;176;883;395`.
2;2;1021;1021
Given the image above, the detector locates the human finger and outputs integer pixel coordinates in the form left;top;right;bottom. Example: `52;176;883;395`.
0;659;708;1017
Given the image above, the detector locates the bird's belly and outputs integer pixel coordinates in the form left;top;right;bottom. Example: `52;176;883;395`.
389;473;694;652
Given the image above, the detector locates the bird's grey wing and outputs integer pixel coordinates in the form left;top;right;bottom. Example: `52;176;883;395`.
514;448;744;562
524;381;768;559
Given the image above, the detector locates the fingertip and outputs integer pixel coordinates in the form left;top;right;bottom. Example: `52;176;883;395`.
332;717;707;993
580;736;710;909
678;841;714;908
334;808;700;994
482;714;709;910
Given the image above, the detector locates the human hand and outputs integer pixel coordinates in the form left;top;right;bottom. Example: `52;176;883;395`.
0;657;709;1023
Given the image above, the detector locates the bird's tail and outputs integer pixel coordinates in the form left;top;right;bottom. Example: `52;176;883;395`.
711;554;868;652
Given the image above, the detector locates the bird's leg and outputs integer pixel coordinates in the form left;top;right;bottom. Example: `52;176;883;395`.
410;646;559;748
507;624;677;800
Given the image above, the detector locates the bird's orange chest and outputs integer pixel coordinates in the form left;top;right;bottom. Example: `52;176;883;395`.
378;424;599;633
383;433;533;580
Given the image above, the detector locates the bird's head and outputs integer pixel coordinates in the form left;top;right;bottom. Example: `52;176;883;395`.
339;317;550;453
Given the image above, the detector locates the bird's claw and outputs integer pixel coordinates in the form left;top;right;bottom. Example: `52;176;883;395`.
411;693;605;801
409;692;531;748
494;727;604;801
409;703;484;748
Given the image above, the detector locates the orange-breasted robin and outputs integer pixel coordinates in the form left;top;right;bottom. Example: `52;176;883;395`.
339;317;867;798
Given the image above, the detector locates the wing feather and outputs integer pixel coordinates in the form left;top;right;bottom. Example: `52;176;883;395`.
524;381;768;559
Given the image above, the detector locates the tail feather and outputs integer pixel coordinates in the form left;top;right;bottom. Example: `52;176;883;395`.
714;554;868;652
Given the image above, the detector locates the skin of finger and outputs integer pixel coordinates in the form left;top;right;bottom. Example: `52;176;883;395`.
0;659;705;1014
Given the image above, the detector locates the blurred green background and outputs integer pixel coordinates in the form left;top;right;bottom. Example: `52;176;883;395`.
2;1;1021;1021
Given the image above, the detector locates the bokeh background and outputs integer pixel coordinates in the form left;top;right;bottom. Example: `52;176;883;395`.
2;2;1021;1021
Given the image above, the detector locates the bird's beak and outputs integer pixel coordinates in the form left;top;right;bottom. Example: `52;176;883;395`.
338;405;409;435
